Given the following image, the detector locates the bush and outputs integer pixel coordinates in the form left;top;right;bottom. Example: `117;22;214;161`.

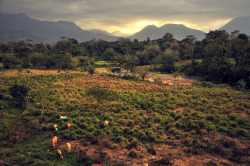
85;85;118;103
122;74;139;81
146;146;156;155
235;129;248;137
128;149;138;158
236;79;246;90
10;84;29;108
126;138;140;150
87;65;95;75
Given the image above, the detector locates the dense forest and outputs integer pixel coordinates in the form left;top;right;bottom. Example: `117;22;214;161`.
1;30;250;89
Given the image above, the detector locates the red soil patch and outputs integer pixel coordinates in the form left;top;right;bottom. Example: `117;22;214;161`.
56;136;244;166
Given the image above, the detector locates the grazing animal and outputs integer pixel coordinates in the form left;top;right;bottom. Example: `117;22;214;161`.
104;120;109;126
66;142;71;152
54;124;57;130
52;136;58;148
57;149;63;159
67;123;71;129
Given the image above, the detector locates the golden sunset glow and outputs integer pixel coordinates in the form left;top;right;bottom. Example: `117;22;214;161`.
119;20;161;35
76;18;232;36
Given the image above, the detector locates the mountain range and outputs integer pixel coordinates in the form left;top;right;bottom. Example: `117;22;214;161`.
0;13;250;43
0;13;118;43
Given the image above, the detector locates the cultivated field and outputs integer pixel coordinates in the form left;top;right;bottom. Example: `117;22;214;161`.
0;69;249;165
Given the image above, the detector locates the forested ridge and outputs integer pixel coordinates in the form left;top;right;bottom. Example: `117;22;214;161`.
1;30;249;89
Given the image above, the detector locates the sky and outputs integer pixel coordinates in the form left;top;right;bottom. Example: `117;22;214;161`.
1;0;250;36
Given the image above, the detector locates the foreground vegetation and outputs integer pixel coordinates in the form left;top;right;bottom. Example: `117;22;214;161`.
0;69;249;165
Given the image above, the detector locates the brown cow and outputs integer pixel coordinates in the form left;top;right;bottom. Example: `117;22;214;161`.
57;149;63;159
54;124;58;130
52;136;57;148
67;123;71;129
66;142;71;152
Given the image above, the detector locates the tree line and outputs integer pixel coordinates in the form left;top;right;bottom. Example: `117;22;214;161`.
0;30;249;88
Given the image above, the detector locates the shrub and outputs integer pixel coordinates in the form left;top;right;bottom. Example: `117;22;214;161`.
128;149;138;158
201;81;213;88
146;145;157;155
218;126;227;133
87;65;95;75
126;138;140;150
206;114;216;121
113;136;127;144
235;129;248;137
236;79;246;90
85;85;118;103
10;84;29;108
122;74;139;81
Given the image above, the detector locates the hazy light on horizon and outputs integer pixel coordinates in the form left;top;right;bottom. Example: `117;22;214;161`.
76;19;231;36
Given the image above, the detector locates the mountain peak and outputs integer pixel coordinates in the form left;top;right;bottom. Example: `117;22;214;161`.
130;23;205;41
219;15;250;34
161;24;185;28
144;25;158;29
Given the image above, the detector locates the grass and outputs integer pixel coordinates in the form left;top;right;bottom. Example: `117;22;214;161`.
0;69;249;165
95;61;112;68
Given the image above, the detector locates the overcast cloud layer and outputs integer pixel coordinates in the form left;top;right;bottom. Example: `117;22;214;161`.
1;0;250;34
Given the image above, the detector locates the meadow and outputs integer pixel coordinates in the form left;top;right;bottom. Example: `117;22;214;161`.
0;69;249;166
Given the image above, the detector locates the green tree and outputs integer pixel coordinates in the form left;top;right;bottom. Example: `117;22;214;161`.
102;48;116;61
55;38;75;53
2;53;20;69
145;45;161;62
29;53;49;68
161;51;180;73
48;53;73;69
123;55;139;72
137;68;149;81
136;50;150;66
77;56;94;67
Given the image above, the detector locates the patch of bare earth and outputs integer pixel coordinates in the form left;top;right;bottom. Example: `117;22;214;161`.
147;77;195;86
56;135;247;166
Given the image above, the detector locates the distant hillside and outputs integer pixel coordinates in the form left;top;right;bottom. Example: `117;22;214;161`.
219;15;250;34
87;29;111;36
130;24;206;41
88;29;129;37
0;13;118;43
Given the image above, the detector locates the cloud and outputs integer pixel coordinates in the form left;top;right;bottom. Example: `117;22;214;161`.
1;0;250;34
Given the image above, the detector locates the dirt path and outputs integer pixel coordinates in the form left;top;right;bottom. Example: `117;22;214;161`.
147;73;198;85
96;68;198;86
